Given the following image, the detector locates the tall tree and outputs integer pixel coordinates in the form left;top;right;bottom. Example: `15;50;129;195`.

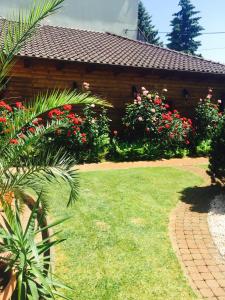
167;0;204;55
138;1;161;45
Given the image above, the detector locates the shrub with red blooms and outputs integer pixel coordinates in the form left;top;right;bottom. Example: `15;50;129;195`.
122;87;193;149
45;104;111;163
0;99;110;163
194;89;223;143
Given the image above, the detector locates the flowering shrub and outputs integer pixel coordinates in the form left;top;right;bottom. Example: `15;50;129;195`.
122;87;193;150
194;89;223;143
209;117;225;184
45;104;111;163
0;100;111;163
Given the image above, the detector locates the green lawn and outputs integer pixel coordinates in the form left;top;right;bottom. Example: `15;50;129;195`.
48;167;202;300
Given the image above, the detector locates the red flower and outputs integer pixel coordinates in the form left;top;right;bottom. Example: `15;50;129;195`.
67;130;71;137
165;124;170;129
0;101;6;107
73;118;79;125
63;104;72;111
186;140;190;145
15;102;25;109
158;126;163;132
67;113;75;119
169;133;175;139
32;120;39;126
81;133;86;137
154;99;162;105
48;109;64;119
0;117;7;123
10;139;19;145
4;105;12;112
165;104;170;109
81;137;87;143
28;127;36;133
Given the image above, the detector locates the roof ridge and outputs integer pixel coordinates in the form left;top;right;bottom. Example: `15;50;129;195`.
105;31;225;67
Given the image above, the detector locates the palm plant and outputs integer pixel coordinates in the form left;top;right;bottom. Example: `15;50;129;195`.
0;198;72;300
0;0;111;298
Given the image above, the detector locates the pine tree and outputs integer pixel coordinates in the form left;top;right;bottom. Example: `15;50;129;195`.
138;1;161;45
167;0;204;55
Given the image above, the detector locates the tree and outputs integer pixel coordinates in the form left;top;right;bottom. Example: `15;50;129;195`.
138;1;162;45
167;0;204;55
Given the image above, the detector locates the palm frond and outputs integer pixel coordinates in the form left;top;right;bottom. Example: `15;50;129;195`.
0;0;64;90
13;90;111;134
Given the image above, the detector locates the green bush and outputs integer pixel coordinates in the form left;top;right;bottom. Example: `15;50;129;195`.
45;105;111;163
209;117;225;184
194;91;222;143
122;88;193;150
108;138;189;162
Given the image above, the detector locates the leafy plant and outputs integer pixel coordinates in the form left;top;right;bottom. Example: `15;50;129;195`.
122;87;193;151
44;104;111;163
0;198;72;300
194;91;222;143
209;117;225;184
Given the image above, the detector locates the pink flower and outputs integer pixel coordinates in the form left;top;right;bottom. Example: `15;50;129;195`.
218;99;222;104
206;94;212;99
151;108;156;113
138;101;142;105
162;88;168;92
113;130;118;136
137;96;142;101
134;100;137;104
138;116;143;122
143;90;149;96
141;87;146;91
83;82;90;90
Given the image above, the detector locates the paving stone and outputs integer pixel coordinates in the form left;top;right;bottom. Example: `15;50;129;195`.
169;164;225;300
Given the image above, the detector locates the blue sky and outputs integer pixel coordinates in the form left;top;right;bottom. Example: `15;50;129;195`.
143;0;225;63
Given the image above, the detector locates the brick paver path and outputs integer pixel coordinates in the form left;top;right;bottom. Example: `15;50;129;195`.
170;165;225;299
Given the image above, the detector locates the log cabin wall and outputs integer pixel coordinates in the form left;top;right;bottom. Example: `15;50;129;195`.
5;57;225;129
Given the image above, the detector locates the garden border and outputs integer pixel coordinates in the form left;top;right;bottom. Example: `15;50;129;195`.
170;165;225;299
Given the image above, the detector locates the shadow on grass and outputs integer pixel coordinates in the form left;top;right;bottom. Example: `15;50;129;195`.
180;184;224;213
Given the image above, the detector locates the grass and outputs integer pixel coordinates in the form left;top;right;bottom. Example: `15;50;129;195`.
48;167;203;300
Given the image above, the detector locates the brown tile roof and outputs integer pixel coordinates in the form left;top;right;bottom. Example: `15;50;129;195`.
2;19;225;74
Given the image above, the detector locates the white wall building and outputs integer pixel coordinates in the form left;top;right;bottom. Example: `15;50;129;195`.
0;0;138;39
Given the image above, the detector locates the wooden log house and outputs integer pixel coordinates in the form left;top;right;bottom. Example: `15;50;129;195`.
2;20;225;127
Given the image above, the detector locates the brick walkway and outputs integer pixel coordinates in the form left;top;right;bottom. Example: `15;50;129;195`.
170;165;225;299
